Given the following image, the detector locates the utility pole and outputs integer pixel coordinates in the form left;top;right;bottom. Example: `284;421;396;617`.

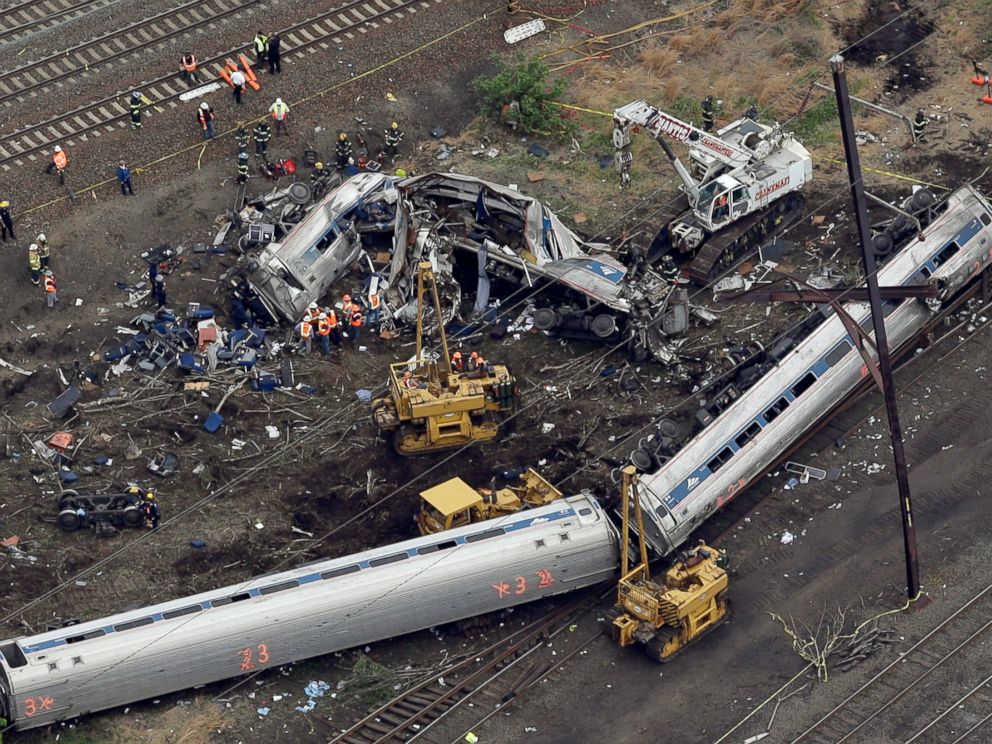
829;54;921;602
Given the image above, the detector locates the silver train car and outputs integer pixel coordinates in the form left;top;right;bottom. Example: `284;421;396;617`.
634;184;992;555
0;494;618;731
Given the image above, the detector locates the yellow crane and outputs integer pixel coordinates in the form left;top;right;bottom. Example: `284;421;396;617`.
610;465;730;662
371;261;518;455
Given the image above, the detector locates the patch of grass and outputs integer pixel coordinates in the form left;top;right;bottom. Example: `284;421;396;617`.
791;97;840;149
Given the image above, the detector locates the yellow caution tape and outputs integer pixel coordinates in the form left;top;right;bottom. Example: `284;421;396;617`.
22;6;497;215
816;156;950;190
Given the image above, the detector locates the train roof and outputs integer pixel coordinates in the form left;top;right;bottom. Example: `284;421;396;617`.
7;494;605;656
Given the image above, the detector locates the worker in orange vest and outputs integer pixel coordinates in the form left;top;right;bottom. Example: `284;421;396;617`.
451;350;464;373
304;301;320;323
45;146;68;185
296;316;313;354
316;312;332;356
43;270;58;308
180;53;199;84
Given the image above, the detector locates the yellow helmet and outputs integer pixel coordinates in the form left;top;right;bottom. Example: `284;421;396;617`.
390;121;398;129
145;492;156;501
338;132;348;141
395;168;407;178
0;200;9;208
315;161;324;170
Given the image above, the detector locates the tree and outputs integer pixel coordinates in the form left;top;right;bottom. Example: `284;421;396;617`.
472;55;573;137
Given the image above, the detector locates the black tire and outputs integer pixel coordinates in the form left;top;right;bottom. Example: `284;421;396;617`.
58;496;78;511
57;509;81;531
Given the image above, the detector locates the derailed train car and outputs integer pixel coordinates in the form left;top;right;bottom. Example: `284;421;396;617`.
629;184;992;555
0;495;618;731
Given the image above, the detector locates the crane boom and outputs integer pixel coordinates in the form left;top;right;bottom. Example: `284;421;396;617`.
614;100;753;169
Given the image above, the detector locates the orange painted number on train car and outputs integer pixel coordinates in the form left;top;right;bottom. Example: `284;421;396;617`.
238;644;272;671
23;696;55;716
535;569;555;589
514;576;528;595
492;581;511;599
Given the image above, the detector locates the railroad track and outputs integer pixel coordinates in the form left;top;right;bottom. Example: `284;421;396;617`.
0;0;439;171
0;0;263;106
0;0;121;41
330;586;610;744
790;583;992;743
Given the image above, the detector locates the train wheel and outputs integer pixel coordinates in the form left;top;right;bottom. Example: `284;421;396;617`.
122;505;144;528
57;508;81;531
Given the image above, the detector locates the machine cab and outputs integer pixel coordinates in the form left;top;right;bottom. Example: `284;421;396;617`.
698;175;750;230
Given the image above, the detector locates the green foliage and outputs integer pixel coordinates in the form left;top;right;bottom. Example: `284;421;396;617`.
472;55;574;137
791;97;839;148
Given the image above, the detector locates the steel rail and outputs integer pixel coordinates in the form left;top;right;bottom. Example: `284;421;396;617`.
790;583;992;743
0;0;264;105
0;0;434;170
0;0;121;40
330;585;610;743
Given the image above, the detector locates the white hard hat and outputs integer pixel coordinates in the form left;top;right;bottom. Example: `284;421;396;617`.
29;243;38;251
200;102;209;110
275;97;283;105
318;312;327;319
37;233;46;242
54;145;62;152
308;302;318;310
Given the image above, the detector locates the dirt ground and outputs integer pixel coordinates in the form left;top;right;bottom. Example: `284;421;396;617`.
2;0;991;742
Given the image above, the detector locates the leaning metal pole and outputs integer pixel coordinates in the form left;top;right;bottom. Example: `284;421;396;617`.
829;54;921;601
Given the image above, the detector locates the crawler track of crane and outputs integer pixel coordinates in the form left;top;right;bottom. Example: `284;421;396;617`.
0;0;439;171
790;583;992;744
330;586;612;744
0;0;122;41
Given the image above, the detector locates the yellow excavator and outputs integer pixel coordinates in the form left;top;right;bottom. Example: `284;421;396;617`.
417;468;562;535
609;465;730;662
371;261;518;455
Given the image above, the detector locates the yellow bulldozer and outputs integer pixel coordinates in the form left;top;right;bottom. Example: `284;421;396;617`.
417;468;563;535
372;262;518;455
609;466;729;662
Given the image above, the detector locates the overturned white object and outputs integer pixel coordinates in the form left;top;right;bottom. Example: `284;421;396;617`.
504;19;546;44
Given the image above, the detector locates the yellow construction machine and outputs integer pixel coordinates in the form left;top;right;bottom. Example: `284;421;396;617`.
371;262;518;455
416;468;562;534
609;465;729;662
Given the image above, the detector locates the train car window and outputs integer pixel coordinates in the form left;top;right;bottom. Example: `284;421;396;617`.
707;447;734;473
735;422;762;448
48;662;58;672
981;212;991;226
113;617;154;632
417;540;457;555
321;564;361;580
369;553;408;567
824;340;852;367
66;629;105;644
932;241;960;269
763;397;790;423
920;266;933;278
211;592;251;608
790;372;817;398
1;642;27;668
162;605;202;620
466;528;506;543
260;580;300;596
578;507;593;516
72;656;83;666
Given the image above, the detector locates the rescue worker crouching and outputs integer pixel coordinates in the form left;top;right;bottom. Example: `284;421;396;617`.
143;491;160;530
